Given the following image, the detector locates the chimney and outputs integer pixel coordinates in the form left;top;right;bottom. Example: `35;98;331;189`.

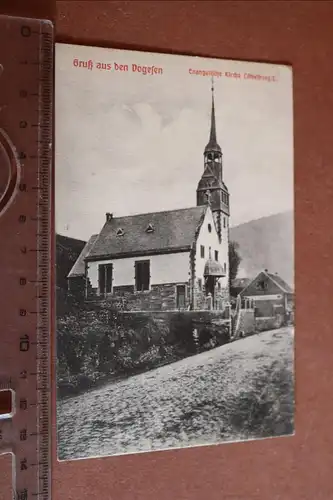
106;212;113;222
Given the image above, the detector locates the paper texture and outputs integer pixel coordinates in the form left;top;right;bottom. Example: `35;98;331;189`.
55;43;294;461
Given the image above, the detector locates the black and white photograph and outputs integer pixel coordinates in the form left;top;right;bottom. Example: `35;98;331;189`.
55;43;294;461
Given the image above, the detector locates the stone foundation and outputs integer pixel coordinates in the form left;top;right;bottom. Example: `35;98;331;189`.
86;276;229;312
192;277;229;311
87;282;191;311
68;276;85;298
255;317;280;332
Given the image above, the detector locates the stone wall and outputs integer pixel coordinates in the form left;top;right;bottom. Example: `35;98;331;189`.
233;309;255;339
86;273;229;312
68;276;85;298
57;307;232;398
192;277;229;311
87;281;191;311
255;317;279;332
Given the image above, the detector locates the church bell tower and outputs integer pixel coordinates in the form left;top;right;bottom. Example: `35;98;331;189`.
197;79;230;241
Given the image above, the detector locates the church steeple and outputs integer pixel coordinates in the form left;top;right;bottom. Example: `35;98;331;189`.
197;80;230;229
204;78;221;155
203;78;222;173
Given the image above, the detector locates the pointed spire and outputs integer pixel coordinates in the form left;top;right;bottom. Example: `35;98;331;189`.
204;77;221;154
209;77;217;144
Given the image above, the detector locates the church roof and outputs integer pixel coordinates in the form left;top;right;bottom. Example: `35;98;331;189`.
67;234;98;278
197;174;229;192
86;206;208;260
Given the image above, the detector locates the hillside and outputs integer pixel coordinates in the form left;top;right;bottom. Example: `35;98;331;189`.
230;211;294;287
56;234;86;290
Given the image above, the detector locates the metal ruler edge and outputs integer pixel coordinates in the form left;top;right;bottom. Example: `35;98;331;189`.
0;15;54;500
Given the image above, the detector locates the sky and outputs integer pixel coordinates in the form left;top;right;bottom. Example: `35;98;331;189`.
55;44;294;242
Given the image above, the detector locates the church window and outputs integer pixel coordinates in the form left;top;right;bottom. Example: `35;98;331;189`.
217;281;221;290
223;217;226;229
215;250;219;261
198;278;202;291
98;263;113;295
146;223;154;233
224;262;226;272
135;260;150;291
200;245;205;258
116;228;124;236
208;223;212;233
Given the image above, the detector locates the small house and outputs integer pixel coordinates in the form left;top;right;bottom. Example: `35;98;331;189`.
239;270;294;323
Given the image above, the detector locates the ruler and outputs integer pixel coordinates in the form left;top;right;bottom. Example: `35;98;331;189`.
0;15;53;500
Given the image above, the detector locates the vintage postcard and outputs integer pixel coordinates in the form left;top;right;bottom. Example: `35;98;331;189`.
55;43;294;461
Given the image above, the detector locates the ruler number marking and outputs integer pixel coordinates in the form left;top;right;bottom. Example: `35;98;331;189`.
20;458;28;471
20;26;31;38
19;335;30;352
20;429;27;441
19;398;28;411
2;19;55;500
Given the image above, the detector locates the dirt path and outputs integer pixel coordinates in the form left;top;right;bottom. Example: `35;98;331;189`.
57;327;294;460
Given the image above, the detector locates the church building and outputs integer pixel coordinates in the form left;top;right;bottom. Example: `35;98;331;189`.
67;83;231;311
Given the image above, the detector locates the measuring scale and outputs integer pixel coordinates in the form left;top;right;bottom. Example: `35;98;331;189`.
0;15;53;500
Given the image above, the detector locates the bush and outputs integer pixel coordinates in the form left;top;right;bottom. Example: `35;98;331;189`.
57;304;232;397
57;307;179;395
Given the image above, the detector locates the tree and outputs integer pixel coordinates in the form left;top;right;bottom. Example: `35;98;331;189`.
229;240;241;287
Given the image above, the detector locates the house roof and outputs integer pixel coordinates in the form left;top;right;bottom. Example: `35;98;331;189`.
240;270;294;296
67;234;98;277
86;206;208;260
266;272;294;293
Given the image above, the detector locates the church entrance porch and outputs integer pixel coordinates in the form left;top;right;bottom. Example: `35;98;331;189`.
205;276;216;308
203;257;226;311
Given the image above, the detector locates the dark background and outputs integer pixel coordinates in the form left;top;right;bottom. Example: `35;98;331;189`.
1;1;333;499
